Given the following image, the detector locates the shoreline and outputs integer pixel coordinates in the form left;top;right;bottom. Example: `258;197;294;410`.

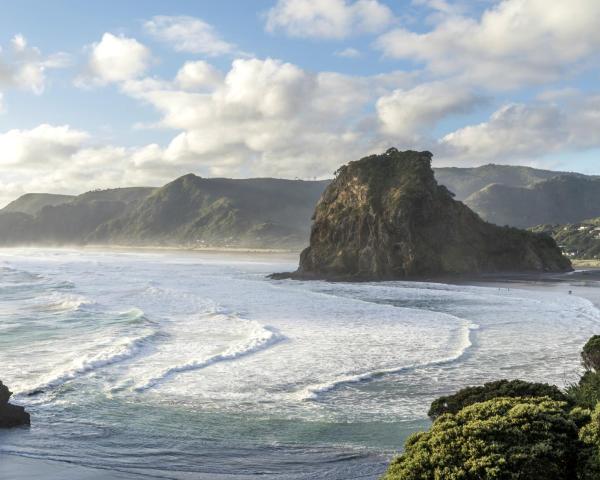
0;244;302;255
0;454;143;480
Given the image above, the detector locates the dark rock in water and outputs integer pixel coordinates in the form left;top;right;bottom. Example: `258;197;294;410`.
273;149;572;281
0;380;30;428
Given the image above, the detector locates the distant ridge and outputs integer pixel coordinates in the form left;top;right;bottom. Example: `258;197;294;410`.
0;176;328;249
0;161;598;249
2;193;75;216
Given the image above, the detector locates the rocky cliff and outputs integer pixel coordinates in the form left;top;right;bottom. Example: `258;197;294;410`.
276;149;572;280
0;380;29;428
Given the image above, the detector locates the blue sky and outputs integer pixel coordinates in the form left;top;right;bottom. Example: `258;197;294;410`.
0;0;599;204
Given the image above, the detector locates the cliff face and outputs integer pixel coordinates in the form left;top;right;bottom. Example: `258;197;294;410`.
287;149;572;280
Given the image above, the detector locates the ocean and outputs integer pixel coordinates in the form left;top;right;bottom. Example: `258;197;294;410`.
0;248;598;479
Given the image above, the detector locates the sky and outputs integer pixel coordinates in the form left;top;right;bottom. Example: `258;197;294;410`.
1;0;600;206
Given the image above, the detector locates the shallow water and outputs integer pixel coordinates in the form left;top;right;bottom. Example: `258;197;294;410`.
0;248;598;479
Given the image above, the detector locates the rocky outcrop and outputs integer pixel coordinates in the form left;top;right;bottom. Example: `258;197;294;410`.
274;149;572;280
0;381;30;428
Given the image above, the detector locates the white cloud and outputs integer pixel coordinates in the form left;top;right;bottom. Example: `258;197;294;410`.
376;0;600;89
11;34;27;52
79;33;151;86
335;47;361;58
377;82;484;140
117;57;401;178
144;15;236;56
438;96;600;165
0;124;89;171
266;0;394;39
0;34;70;95
175;61;224;91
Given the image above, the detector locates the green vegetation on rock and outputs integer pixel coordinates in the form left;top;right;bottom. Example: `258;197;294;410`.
428;379;570;419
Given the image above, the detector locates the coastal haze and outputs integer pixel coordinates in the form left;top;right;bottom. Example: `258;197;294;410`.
2;164;600;251
2;1;600;479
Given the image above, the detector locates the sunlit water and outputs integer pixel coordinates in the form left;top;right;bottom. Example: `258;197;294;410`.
0;248;599;479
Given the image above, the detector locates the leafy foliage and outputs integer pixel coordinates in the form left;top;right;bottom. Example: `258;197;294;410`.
567;371;600;410
428;379;570;419
383;397;580;480
578;404;600;479
582;336;600;372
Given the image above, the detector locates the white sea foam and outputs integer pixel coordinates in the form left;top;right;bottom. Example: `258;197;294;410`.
2;248;600;423
134;319;284;392
20;327;161;396
34;292;96;312
300;319;479;401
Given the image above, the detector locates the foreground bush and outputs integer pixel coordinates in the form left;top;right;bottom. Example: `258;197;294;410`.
383;397;579;480
428;379;570;419
578;404;600;479
582;336;600;372
567;371;600;410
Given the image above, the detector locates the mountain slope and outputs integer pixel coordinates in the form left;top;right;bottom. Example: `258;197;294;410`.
532;220;600;260
466;176;600;228
88;175;329;248
2;193;75;215
432;164;578;200
276;149;571;280
0;187;156;246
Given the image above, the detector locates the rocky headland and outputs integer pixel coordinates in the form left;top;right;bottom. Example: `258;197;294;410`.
0;380;30;428
273;148;572;280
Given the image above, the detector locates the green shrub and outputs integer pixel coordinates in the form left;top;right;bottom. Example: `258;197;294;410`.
567;371;600;410
428;379;570;419
383;397;579;480
582;336;600;372
578;404;600;479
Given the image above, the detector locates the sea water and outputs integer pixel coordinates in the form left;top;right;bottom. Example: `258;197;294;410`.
0;248;598;479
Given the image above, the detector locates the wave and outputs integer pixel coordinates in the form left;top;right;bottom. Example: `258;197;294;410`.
134;320;284;392
301;319;479;401
34;292;96;313
20;327;162;397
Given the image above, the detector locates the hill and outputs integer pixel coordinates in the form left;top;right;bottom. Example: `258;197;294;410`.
0;187;156;246
274;149;571;280
0;177;328;249
532;219;600;260
466;176;600;228
2;193;75;216
88;175;329;248
433;164;572;200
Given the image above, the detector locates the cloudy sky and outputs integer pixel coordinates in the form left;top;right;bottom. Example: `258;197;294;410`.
1;0;600;206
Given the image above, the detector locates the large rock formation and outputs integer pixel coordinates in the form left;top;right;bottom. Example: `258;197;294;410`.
275;149;572;280
0;381;30;428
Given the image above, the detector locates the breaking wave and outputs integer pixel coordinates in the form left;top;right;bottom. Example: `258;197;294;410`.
134;320;284;392
301;318;479;401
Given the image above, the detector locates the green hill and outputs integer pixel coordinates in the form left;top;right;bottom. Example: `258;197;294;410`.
432;164;579;200
466;176;600;228
532;219;600;260
88;174;329;249
2;193;75;216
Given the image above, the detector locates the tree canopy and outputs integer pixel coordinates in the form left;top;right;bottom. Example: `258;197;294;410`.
428;379;570;419
384;396;579;480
